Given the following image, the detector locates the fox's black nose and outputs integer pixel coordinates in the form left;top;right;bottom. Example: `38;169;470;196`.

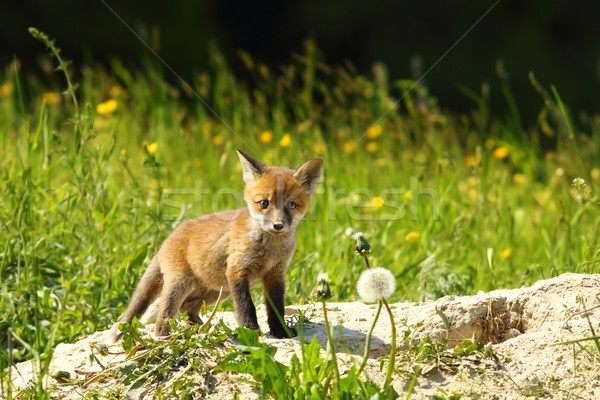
273;222;284;230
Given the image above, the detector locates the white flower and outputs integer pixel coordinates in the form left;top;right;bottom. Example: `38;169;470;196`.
317;273;329;282
357;267;396;302
572;177;585;187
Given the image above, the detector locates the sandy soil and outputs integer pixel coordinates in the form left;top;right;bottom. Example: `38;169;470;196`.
7;273;600;399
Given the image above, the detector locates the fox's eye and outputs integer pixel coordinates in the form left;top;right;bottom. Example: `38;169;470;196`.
258;199;269;209
288;201;297;210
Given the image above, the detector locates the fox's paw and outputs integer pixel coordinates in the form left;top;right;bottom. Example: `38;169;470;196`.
269;325;297;339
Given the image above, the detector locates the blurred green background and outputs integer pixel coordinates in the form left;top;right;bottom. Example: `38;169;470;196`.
2;0;598;122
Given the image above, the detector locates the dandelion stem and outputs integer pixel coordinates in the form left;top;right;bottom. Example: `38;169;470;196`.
321;301;340;386
358;300;383;374
363;254;371;269
382;299;397;390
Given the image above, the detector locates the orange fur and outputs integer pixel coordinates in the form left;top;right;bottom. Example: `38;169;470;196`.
114;150;323;339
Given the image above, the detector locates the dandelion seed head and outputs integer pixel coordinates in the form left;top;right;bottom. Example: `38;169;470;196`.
357;267;396;303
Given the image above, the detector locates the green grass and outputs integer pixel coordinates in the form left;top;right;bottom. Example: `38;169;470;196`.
1;31;599;397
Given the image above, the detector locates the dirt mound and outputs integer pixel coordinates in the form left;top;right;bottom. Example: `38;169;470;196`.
8;273;600;399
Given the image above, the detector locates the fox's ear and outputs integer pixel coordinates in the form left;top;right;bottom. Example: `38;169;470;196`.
237;149;265;183
294;158;323;194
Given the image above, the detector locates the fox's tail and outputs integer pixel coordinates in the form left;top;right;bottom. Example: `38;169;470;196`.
112;257;163;341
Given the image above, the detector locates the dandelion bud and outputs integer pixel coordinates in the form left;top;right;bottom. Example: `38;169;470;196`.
357;267;396;303
315;273;331;300
353;232;371;256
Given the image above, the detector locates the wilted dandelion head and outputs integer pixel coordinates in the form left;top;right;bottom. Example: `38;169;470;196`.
357;267;396;303
353;232;371;255
315;273;331;300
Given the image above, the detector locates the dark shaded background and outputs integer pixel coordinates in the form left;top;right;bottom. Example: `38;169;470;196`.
1;0;598;123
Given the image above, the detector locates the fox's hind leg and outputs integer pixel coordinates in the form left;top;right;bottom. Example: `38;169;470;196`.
112;257;163;341
155;271;195;336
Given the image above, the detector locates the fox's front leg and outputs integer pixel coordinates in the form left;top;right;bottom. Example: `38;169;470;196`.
226;269;260;331
263;266;294;338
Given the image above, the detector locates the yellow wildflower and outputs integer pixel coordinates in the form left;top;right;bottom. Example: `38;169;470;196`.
43;92;61;105
467;176;478;187
109;85;123;98
343;141;356;154
493;147;509;159
513;173;527;184
404;231;420;243
465;154;479;168
366;141;379;153
403;191;412;200
313;142;326;155
259;130;273;144
468;188;478;202
146;142;158;155
96;99;118;115
213;135;224;146
484;138;495;150
202;121;212;136
372;196;384;210
500;248;512;260
366;124;383;139
279;133;291;148
0;82;14;98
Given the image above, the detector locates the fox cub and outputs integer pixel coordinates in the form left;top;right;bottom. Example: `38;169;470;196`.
114;150;323;339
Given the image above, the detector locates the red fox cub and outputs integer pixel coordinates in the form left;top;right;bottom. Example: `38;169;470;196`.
114;150;323;339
